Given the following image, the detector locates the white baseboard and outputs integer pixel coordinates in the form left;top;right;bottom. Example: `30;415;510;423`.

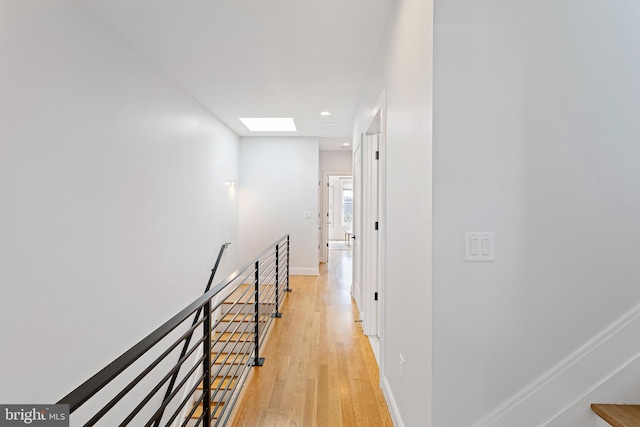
381;375;404;427
473;301;640;427
290;267;319;276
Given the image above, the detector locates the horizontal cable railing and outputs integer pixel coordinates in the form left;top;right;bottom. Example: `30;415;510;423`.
152;242;230;427
58;235;291;427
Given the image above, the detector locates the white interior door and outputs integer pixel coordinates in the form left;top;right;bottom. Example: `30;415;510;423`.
354;109;383;339
363;133;380;337
370;134;380;337
318;176;326;263
352;142;363;312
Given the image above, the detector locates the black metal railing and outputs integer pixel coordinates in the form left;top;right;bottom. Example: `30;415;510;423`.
152;242;230;427
58;235;291;426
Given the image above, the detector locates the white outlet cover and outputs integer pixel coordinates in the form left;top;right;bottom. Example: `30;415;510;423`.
465;232;495;261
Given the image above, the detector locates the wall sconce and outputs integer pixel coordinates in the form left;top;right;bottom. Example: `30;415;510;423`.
226;180;238;188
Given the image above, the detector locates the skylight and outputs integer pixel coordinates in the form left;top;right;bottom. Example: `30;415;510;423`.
239;117;297;132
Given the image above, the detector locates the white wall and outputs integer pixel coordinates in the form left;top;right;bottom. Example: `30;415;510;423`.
0;0;239;404
238;137;319;276
433;1;640;426
353;0;433;425
319;150;353;174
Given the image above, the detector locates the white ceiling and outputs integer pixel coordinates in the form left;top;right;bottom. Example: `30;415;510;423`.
78;0;395;142
318;137;352;151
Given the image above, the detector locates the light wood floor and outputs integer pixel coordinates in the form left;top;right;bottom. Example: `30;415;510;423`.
230;249;393;427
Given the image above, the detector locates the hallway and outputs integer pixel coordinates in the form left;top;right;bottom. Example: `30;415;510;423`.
231;249;392;426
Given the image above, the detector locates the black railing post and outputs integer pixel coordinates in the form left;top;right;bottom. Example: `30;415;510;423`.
285;235;291;292
203;300;212;427
272;244;282;318
251;260;264;367
153;242;230;427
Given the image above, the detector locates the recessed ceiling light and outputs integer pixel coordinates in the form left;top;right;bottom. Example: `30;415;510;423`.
342;142;350;147
239;117;297;132
320;111;331;116
328;122;335;126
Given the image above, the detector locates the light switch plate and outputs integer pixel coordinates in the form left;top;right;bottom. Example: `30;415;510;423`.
304;211;312;219
465;232;495;261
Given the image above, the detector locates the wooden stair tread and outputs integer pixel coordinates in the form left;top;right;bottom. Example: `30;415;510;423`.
197;376;239;390
213;331;254;341
592;404;640;427
218;313;270;322
227;283;275;301
212;353;250;364
191;402;225;419
221;299;276;306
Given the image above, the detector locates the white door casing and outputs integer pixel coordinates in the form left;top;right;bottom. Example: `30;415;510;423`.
353;92;386;367
352;144;363;314
321;170;352;264
362;131;380;337
318;176;326;263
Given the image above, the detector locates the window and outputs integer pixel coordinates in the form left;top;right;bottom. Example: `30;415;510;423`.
342;189;353;225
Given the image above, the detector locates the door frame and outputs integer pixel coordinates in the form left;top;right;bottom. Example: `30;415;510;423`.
357;91;386;344
362;131;378;337
372;93;386;374
320;170;352;263
352;143;364;314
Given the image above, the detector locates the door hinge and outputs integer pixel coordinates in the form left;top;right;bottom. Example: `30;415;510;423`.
327;182;329;187
374;221;379;230
375;151;379;160
374;292;378;301
326;243;329;247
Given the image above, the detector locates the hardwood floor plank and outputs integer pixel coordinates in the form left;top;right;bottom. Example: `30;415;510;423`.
230;249;393;427
303;378;316;427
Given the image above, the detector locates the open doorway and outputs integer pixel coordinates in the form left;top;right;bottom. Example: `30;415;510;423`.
320;170;354;300
319;165;352;263
327;175;353;251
